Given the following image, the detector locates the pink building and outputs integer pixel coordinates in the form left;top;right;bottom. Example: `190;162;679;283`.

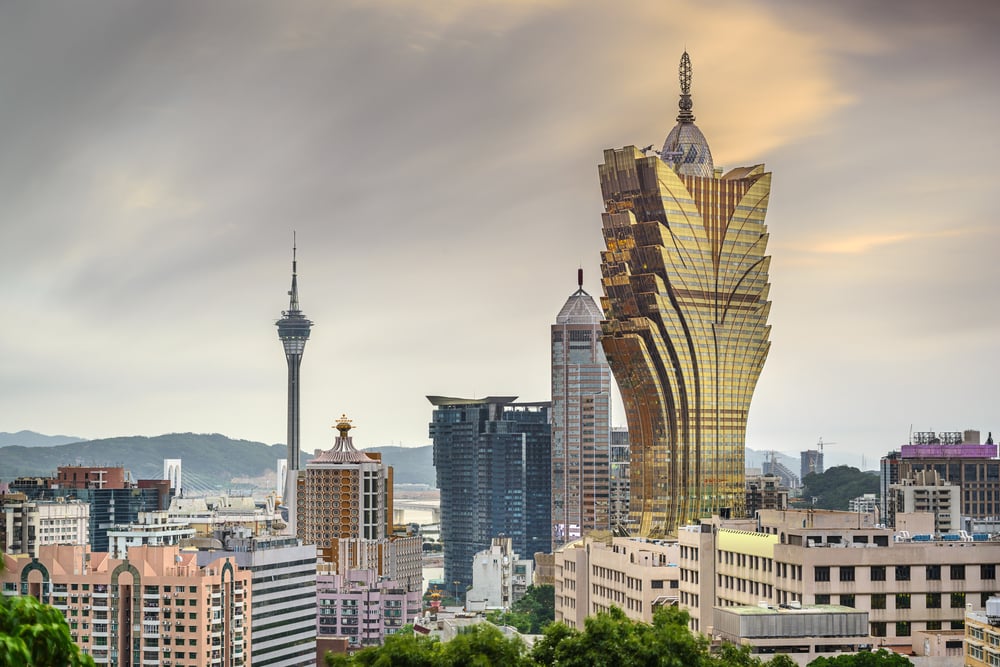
317;566;423;650
2;544;251;667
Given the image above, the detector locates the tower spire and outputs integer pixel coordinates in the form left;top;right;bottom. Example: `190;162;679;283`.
289;232;300;312
677;51;695;124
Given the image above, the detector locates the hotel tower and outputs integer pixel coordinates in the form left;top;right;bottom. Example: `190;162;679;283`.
599;53;772;536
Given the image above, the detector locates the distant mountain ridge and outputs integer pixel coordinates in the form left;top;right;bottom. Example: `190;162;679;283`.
0;433;292;491
0;430;87;448
362;445;435;487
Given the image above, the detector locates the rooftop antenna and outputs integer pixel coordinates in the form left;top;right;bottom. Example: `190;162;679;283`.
677;51;695;124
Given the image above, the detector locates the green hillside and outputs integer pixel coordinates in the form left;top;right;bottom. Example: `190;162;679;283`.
0;433;295;490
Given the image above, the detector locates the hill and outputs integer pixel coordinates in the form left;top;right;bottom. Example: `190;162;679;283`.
363;445;435;487
800;465;880;510
0;433;294;491
0;430;87;447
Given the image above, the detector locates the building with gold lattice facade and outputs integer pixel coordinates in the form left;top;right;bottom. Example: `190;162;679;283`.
297;417;393;571
599;52;772;536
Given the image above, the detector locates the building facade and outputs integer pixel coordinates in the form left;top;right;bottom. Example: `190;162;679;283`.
745;474;788;516
551;269;614;549
554;534;680;630
107;511;195;559
2;544;251;666
598;53;772;535
466;536;534;612
194;531;317;667
429;396;551;596
889;471;961;535
316;567;422;650
609;427;631;532
1;497;90;557
676;509;1000;647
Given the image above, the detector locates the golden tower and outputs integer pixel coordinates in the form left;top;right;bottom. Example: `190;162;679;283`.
599;52;772;536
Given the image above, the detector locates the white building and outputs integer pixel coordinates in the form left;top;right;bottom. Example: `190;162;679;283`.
106;511;196;558
889;470;961;535
848;493;878;513
466;537;535;612
194;529;318;667
2;498;89;557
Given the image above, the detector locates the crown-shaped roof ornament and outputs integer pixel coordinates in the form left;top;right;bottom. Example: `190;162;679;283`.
334;415;353;437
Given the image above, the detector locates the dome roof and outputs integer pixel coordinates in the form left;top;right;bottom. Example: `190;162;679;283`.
660;122;715;178
557;288;603;325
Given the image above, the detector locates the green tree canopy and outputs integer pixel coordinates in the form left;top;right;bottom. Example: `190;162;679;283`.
808;650;913;667
800;466;879;511
0;593;95;667
487;584;555;634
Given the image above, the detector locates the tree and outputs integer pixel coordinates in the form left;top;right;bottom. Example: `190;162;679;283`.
808;650;913;667
0;592;96;667
800;466;879;511
328;624;531;667
486;584;555;634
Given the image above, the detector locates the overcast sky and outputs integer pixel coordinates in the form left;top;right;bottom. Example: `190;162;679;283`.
1;0;998;470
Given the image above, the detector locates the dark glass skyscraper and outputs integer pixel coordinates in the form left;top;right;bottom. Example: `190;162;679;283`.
276;240;312;536
599;53;772;535
428;396;551;598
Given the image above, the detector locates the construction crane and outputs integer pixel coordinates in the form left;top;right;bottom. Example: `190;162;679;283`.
816;437;836;453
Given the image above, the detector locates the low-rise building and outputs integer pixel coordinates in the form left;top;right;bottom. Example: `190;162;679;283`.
965;598;1000;667
554;533;680;629
316;566;423;650
466;536;534;611
107;511;195;559
714;604;869;665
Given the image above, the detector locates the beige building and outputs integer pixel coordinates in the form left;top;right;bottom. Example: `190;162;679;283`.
554;534;680;629
889;470;961;535
2;544;251;666
1;497;90;557
965;599;1000;667
678;509;1000;648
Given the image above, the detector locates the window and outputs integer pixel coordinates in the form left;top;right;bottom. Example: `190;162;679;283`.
870;565;886;581
840;566;855;582
815;594;831;605
982;564;996;580
896;621;911;637
840;594;855;607
871;594;886;610
926;593;941;609
951;592;966;608
926;621;941;630
895;566;910;581
951;565;966;580
926;565;941;580
871;622;886;637
951;620;965;630
814;566;830;582
895;593;910;609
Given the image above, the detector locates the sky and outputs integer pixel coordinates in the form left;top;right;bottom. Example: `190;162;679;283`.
1;0;998;470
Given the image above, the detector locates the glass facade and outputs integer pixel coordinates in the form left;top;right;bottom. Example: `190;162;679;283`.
598;71;772;535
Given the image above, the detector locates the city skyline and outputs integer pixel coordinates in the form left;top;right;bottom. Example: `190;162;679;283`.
1;1;998;468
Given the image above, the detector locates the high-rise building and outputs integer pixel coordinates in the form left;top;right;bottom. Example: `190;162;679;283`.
294;416;422;593
194;531;317;667
609;427;631;532
801;449;824;480
428;396;551;597
599;52;772;535
551;269;613;549
276;240;313;536
2;544;252;666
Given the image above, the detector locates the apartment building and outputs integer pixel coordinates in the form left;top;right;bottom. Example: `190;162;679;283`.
965;598;1000;667
2;544;251;666
1;496;90;557
466;536;534;611
554;534;680;629
316;566;422;650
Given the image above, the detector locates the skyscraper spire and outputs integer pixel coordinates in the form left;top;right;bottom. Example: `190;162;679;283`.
677;51;695;123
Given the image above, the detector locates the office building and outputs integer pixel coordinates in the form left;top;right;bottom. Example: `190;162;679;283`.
2;544;251;666
554;534;680;629
745;474;788;516
429;396;551;597
599;52;772;535
882;430;998;525
551;269;614;549
194;530;317;667
676;508;1000;647
276;240;313;536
